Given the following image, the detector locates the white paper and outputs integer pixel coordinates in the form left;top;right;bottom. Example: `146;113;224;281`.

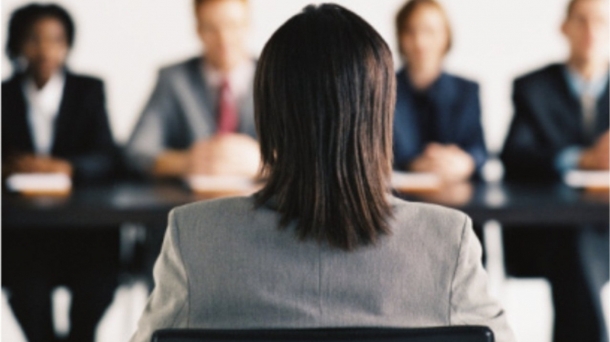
563;170;610;189
391;171;441;191
186;175;256;193
5;173;72;193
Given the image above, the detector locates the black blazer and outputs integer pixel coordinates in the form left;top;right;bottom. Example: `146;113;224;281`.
500;63;609;181
2;71;119;183
392;68;487;174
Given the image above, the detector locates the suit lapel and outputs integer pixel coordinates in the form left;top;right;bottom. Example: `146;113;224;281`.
51;72;72;156
14;77;35;153
2;74;35;154
428;73;453;143
180;57;215;139
395;70;422;151
547;65;584;144
595;80;609;137
238;60;257;137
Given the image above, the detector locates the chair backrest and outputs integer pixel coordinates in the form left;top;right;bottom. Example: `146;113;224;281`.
152;326;494;342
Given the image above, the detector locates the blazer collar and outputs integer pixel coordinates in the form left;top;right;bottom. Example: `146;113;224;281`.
5;73;34;152
49;70;74;155
397;67;454;102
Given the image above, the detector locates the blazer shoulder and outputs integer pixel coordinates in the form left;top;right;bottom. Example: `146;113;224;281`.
171;196;256;229
157;56;201;79
395;67;407;79
64;72;105;96
2;74;21;93
2;77;17;88
2;75;25;121
389;196;469;240
514;63;563;88
387;197;471;269
445;73;479;92
67;72;103;85
394;68;411;99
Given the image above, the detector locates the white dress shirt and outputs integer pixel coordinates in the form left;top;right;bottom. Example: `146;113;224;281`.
565;66;609;139
554;65;610;173
202;59;255;114
22;72;66;155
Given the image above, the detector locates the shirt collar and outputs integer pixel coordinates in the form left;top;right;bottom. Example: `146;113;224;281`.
23;71;66;119
202;59;254;100
563;64;609;99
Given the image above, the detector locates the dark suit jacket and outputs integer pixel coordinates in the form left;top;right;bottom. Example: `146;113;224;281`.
2;71;119;183
2;71;121;295
393;68;487;174
500;63;609;181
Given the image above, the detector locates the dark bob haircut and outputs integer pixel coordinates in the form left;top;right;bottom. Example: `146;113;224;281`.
6;3;75;59
254;4;396;251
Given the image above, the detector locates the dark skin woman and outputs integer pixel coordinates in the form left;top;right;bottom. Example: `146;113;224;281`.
2;4;119;342
4;7;72;175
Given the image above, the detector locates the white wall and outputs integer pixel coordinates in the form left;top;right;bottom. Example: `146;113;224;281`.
1;0;570;151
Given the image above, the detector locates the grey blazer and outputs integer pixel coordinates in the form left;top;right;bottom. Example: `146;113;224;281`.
130;195;515;342
125;56;257;173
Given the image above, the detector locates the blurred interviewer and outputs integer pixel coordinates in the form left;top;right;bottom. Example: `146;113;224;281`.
2;7;119;182
125;0;260;178
501;0;609;341
1;3;120;342
129;4;514;342
392;0;486;183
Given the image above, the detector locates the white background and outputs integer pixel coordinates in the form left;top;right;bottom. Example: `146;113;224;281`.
1;0;570;152
0;2;600;341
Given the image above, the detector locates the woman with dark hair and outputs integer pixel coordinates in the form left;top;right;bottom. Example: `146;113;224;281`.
130;4;514;342
393;0;487;182
2;3;119;342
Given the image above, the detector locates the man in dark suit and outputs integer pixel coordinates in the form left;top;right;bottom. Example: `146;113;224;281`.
501;0;609;341
2;4;120;342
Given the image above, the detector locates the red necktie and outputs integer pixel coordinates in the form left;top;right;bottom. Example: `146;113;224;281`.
217;78;239;134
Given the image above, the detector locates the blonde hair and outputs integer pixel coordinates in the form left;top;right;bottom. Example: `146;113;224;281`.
566;0;603;18
395;0;452;56
194;0;248;10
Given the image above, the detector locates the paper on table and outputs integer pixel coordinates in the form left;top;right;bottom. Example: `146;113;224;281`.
186;175;258;194
563;170;610;189
5;173;72;194
391;171;441;192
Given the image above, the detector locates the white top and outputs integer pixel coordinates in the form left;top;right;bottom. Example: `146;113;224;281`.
202;59;255;112
23;72;66;155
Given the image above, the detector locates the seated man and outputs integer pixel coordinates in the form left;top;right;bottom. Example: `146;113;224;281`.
501;0;609;341
126;0;260;178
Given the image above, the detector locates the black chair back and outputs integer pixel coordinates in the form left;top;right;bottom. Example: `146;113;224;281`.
152;326;494;342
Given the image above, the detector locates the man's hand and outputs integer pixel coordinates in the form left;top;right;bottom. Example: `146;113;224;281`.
5;154;73;176
153;134;261;178
579;131;609;170
409;143;475;183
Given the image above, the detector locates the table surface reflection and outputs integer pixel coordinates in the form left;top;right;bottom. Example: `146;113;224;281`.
3;180;608;229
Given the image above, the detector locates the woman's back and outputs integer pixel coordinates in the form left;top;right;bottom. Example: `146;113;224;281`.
130;4;514;342
131;195;513;341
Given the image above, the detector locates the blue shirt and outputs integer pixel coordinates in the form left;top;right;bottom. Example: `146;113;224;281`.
554;66;609;173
